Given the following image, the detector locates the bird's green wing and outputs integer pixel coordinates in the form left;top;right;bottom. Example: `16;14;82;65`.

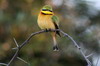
51;16;59;26
52;15;61;36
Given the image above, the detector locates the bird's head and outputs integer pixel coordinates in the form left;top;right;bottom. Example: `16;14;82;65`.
41;5;53;15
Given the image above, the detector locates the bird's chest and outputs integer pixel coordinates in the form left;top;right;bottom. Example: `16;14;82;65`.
38;14;55;29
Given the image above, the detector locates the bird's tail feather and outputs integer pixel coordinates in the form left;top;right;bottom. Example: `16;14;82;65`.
52;33;59;51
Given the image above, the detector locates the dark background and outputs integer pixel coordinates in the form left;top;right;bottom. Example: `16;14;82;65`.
0;0;100;66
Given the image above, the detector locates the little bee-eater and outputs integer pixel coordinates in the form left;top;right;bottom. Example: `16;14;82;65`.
38;5;60;51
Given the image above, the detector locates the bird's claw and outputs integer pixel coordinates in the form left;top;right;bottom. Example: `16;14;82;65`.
53;45;59;51
45;29;52;32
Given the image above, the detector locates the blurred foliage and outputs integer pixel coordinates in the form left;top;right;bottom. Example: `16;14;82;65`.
0;0;100;66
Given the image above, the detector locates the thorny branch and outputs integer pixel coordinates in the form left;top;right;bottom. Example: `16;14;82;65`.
0;29;93;66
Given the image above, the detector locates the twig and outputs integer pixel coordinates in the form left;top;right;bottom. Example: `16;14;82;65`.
0;63;7;65
13;38;19;47
7;38;20;66
17;57;29;65
0;29;92;66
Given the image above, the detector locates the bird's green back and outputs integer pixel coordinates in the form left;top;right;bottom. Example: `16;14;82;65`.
51;16;59;26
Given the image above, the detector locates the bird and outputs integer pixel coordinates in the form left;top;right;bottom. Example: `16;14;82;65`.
37;5;60;51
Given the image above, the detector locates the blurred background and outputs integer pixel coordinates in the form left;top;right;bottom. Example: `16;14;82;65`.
0;0;100;66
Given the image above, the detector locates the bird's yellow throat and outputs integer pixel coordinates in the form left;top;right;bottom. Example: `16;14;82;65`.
41;11;53;15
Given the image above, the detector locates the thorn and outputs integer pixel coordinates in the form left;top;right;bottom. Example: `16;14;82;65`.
17;57;30;65
13;38;19;47
78;47;81;49
86;53;94;58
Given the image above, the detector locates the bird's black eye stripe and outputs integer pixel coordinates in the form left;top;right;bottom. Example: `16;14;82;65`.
42;9;52;12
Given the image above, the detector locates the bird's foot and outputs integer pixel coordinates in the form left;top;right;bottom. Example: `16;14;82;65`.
45;29;52;32
53;45;59;51
44;29;48;32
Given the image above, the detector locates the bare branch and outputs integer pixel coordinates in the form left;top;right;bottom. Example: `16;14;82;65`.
0;29;93;66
